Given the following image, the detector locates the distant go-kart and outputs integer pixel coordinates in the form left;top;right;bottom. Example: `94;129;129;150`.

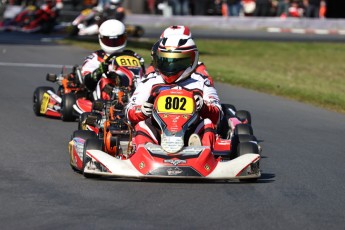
68;8;144;37
33;65;89;121
68;87;261;181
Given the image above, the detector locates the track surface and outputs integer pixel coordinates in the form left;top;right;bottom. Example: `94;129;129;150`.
0;32;345;229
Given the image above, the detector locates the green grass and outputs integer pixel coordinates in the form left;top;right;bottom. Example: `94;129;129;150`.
60;38;345;113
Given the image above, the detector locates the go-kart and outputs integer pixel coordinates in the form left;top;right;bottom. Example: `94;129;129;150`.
33;65;89;121
77;74;131;134
67;7;144;37
0;4;57;33
69;90;132;171
68;87;261;181
73;51;144;119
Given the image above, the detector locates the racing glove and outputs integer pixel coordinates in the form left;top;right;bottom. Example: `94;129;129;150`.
194;95;204;112
99;62;109;74
90;62;108;81
141;102;153;117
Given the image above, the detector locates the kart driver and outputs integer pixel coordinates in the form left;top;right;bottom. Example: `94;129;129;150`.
146;25;214;86
18;0;63;32
126;34;222;148
81;19;145;100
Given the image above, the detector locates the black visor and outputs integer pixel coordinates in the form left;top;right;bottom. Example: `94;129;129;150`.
157;57;191;76
100;34;127;47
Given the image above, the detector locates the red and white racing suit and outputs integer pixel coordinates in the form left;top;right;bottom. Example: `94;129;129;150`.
81;49;145;100
126;72;222;149
146;61;214;86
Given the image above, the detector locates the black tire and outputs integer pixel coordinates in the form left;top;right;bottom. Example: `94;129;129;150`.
217;103;237;139
83;138;104;179
238;134;257;143
237;142;260;183
69;25;79;37
41;21;53;34
236;110;252;124
71;130;97;140
61;93;76;121
133;26;144;37
78;112;92;130
70;130;97;172
33;86;55;116
234;124;253;135
237;142;259;156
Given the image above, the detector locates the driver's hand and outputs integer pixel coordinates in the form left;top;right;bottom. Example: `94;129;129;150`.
194;95;204;112
99;62;109;74
141;102;153;117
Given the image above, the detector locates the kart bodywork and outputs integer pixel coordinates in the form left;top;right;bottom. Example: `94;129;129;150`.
69;88;261;181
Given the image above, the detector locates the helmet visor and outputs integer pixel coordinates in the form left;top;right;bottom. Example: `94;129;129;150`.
99;34;127;47
157;51;193;76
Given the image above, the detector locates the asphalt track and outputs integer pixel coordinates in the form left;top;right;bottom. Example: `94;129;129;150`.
0;31;345;230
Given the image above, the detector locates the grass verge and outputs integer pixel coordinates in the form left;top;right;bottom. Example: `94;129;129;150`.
60;38;345;114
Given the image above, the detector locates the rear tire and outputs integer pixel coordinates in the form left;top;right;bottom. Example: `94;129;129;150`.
83;138;104;178
61;93;76;121
133;26;144;37
217;103;237;139
33;86;55;116
236;110;252;124
69;25;79;37
234;124;253;135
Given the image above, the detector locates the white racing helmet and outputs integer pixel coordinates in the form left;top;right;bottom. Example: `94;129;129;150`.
160;25;192;39
98;19;127;55
110;0;122;5
156;34;199;84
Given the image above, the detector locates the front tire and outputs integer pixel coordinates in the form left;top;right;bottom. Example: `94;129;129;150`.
61;93;76;121
82;138;104;178
237;142;260;183
33;86;55;116
236;110;252;124
70;130;97;172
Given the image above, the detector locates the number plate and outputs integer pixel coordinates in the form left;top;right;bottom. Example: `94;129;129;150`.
157;95;194;114
40;92;50;114
115;56;141;67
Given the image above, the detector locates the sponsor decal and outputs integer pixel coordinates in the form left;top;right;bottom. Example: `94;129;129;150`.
139;161;145;169
164;159;186;166
204;164;210;171
172;116;180;123
167;167;183;176
40;93;50;114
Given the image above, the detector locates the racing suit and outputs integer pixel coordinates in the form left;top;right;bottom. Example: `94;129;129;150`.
145;61;214;86
126;72;222;149
81;49;145;100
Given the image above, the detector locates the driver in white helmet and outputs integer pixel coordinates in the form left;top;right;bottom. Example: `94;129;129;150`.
126;34;222;149
146;25;214;86
81;19;145;97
